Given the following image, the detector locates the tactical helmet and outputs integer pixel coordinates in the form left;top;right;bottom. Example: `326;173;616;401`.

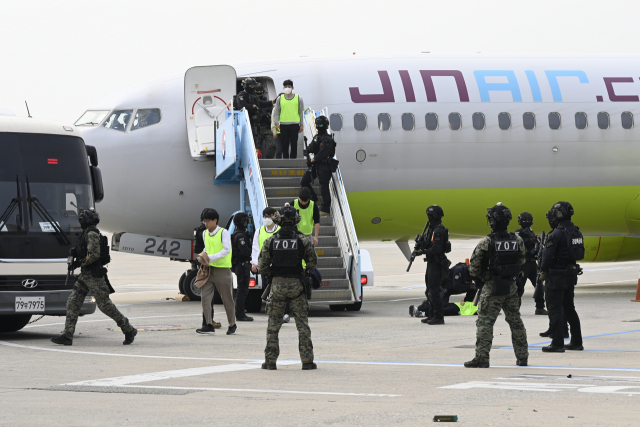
518;212;533;228
233;212;249;229
315;115;330;131
277;203;301;227
487;202;512;229
78;209;100;229
426;205;444;221
242;78;257;93
546;201;574;228
255;83;264;95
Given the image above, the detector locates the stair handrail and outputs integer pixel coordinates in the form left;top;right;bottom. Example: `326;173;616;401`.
237;108;268;228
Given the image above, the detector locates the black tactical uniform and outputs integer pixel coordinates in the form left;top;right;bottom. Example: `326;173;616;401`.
231;213;253;321
236;78;273;145
415;205;451;324
313;116;335;215
515;212;546;313
540;202;584;352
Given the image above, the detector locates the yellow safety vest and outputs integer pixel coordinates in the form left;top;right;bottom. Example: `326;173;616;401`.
204;228;232;268
259;225;280;254
454;302;479;316
279;94;300;124
295;199;314;236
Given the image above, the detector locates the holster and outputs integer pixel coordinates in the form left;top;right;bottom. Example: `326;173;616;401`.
490;276;513;296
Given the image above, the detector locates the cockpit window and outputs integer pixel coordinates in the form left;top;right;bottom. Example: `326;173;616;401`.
131;108;162;131
102;110;133;132
74;110;110;127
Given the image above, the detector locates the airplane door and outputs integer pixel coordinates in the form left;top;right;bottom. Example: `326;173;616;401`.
184;65;237;160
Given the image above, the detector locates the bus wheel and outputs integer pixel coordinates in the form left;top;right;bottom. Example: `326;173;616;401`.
178;271;187;294
0;314;32;333
245;289;263;313
183;270;201;301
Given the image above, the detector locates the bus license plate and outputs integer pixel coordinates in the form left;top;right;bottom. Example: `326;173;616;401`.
15;296;45;312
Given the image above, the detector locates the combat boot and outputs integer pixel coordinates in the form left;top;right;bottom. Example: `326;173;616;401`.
541;344;565;352
196;324;215;335
302;362;318;370
565;343;584;351
535;308;548;315
464;358;489;368
123;328;138;345
539;329;569;339
420;317;432;324
426;318;445;325
261;363;277;370
51;335;72;346
516;359;528;366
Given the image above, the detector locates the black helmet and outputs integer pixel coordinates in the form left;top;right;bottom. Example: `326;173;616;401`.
426;205;444;221
242;78;257;93
518;212;533;228
546;201;574;228
233;212;249;230
487;202;512;230
315;115;330;131
277;203;301;227
78;209;100;229
255;82;264;95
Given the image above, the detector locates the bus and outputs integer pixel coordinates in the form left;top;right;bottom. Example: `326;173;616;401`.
0;113;104;332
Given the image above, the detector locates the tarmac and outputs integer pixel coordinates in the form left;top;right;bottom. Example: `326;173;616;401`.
2;239;640;426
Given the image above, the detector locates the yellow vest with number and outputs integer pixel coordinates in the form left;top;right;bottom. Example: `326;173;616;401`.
259;225;280;253
295;199;314;235
279;94;300;124
204;229;232;268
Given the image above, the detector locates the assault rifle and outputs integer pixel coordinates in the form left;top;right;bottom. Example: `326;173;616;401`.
533;231;546;300
406;221;430;272
64;248;76;287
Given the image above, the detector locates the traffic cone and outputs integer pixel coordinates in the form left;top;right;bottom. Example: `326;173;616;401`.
465;258;470;265
633;271;640;302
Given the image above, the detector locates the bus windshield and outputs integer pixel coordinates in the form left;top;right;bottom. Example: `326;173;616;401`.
0;133;93;235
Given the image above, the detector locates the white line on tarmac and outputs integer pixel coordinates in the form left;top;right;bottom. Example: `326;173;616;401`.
3;340;640;373
110;385;401;397
23;313;202;329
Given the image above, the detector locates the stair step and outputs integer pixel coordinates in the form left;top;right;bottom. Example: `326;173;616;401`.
317;257;344;268
310;289;353;302
314;236;338;247
316;279;351;290
259;159;307;169
265;187;319;197
316;268;348;279
263;177;309;188
315;247;340;257
268;196;307;207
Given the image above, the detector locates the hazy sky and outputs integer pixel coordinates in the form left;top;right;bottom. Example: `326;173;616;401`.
2;0;639;123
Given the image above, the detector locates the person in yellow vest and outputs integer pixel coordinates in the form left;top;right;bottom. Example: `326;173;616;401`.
273;79;304;159
197;209;237;335
292;188;320;247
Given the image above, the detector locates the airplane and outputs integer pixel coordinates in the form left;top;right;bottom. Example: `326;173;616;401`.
76;53;640;283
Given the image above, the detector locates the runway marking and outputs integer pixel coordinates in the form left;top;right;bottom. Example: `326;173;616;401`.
64;361;401;397
22;313;202;329
3;339;640;372
442;376;640;395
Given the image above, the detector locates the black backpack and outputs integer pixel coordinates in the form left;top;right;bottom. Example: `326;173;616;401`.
450;262;472;293
557;225;585;261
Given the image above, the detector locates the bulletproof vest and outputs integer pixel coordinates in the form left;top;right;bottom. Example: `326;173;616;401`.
269;230;305;277
555;224;585;262
488;231;520;277
231;230;252;267
78;227;110;268
194;224;206;254
426;224;452;255
451;262;472;293
516;227;537;259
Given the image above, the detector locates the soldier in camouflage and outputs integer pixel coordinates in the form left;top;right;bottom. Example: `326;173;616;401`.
465;203;529;368
51;210;137;346
258;204;318;370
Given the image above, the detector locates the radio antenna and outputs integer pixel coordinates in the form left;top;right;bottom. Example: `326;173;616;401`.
25;101;32;118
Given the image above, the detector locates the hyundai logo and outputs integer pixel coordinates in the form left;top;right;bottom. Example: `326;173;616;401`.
22;279;38;289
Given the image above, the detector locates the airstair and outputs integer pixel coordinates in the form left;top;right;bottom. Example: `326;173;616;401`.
183;65;364;309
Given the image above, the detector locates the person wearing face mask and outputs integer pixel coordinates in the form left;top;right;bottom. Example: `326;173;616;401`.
273;79;305;159
291;188;320;248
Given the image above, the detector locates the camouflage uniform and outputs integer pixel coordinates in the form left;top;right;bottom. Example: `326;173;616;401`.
63;229;134;338
259;230;317;364
469;235;529;363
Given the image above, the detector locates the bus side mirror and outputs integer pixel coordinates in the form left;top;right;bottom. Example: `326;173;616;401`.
90;166;104;203
86;145;99;166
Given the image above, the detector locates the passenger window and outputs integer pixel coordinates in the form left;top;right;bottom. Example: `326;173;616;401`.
425;113;438;131
597;112;610;130
102;110;133;132
330;114;343;131
523;112;536;130
449;113;461;130
401;113;415;131
472;113;485;130
548;112;561;130
378;113;391;131
131;108;161;131
575;112;587;129
622;112;634;129
498;112;511;130
354;113;367;131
